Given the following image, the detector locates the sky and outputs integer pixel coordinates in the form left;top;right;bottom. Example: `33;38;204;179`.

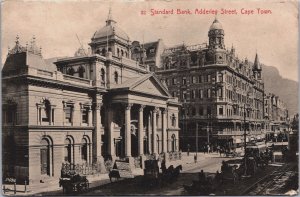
1;0;298;81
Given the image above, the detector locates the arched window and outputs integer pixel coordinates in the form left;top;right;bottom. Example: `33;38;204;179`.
78;66;85;78
125;51;128;58
67;68;75;76
117;48;120;57
121;50;124;57
64;138;73;163
40;137;52;176
114;71;119;84
96;49;100;55
81;137;90;163
101;68;105;83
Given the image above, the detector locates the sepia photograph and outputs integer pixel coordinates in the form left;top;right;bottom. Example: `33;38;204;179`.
1;0;299;196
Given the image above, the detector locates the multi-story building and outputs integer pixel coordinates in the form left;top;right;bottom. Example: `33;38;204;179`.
264;93;289;141
155;19;265;151
2;12;180;184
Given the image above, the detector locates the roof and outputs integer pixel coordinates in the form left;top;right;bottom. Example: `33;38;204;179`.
3;51;57;74
110;73;171;98
3;37;57;74
253;53;261;70
209;18;223;31
92;20;130;42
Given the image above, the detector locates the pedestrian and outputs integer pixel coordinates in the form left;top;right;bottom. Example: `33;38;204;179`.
198;170;206;183
207;144;210;154
194;154;197;163
187;144;190;156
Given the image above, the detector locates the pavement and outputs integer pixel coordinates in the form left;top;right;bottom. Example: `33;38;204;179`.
1;152;221;196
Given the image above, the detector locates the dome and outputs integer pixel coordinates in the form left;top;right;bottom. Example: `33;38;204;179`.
74;47;87;57
92;19;130;42
209;19;223;31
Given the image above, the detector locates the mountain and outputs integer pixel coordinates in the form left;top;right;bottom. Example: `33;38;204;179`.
262;65;298;116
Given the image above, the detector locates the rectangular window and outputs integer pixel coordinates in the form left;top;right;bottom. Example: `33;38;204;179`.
191;90;195;99
199;75;202;83
182;77;187;85
172;91;177;97
218;73;223;82
172;78;177;85
199;107;204;116
199;89;203;99
65;106;72;123
207;106;211;115
218;88;223;98
182;91;187;100
207;89;211;98
192;76;197;84
219;107;223;115
82;108;89;123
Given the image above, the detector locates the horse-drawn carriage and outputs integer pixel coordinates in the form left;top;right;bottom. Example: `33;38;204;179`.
183;170;220;195
59;163;89;194
108;160;134;182
143;160;160;186
142;159;182;187
59;174;89;194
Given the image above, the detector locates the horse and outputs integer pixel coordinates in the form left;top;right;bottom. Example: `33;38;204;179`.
171;165;182;180
161;165;174;184
161;160;167;174
108;169;121;182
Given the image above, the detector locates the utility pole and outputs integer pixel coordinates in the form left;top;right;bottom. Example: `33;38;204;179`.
243;103;248;176
196;122;198;156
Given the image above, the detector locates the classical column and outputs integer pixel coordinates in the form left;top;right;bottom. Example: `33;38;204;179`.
148;113;152;154
125;103;133;157
93;101;103;162
107;107;115;157
88;105;93;126
49;106;53;125
138;105;145;155
162;108;167;153
152;107;158;154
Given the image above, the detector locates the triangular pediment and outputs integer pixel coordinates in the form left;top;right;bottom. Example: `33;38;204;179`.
130;75;170;98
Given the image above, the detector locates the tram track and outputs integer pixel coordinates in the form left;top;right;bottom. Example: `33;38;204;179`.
242;163;296;195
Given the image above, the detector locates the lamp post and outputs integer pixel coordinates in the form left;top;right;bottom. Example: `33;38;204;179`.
181;100;187;151
207;114;211;145
243;91;251;177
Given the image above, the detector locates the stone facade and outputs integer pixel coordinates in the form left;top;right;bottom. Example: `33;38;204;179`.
2;12;180;184
155;19;265;151
264;93;289;140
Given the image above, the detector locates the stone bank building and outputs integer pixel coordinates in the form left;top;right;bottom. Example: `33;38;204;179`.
2;14;180;183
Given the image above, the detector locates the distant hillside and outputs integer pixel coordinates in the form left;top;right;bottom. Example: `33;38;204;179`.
262;65;298;116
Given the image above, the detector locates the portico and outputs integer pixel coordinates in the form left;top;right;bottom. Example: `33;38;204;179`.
104;74;180;162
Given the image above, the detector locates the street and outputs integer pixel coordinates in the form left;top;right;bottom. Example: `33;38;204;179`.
79;155;229;196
